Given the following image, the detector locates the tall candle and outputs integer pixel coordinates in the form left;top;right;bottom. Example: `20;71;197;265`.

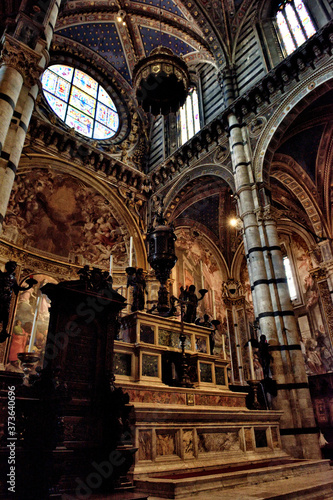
222;334;226;360
28;295;41;352
248;340;255;380
200;261;204;289
212;289;216;318
129;236;133;267
109;254;113;276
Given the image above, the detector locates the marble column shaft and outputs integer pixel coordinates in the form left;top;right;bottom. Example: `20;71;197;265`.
228;114;278;348
228;113;321;458
0;0;61;231
0;65;24;155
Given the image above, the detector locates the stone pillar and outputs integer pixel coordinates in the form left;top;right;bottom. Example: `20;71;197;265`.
227;112;321;459
257;204;321;458
222;279;251;384
220;66;236;107
0;0;61;231
310;267;333;347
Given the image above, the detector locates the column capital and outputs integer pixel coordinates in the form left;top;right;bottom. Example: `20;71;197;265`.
255;205;279;224
0;34;42;87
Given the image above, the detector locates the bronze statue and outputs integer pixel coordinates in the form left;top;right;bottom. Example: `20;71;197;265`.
258;334;273;379
126;267;146;312
180;285;207;324
0;261;37;343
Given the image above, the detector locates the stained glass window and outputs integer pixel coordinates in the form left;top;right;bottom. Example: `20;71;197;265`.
179;87;201;146
276;1;316;56
41;64;119;140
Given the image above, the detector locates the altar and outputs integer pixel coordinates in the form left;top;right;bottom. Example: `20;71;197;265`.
113;312;286;480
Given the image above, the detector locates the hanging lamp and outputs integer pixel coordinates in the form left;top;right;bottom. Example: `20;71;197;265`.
132;46;190;116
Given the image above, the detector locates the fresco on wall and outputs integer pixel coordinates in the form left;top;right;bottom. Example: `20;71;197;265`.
291;234;333;376
239;256;255;325
5;274;57;372
2;169;128;269
173;228;226;355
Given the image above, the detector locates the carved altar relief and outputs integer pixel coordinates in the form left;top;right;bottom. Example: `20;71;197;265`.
198;430;241;453
156;431;177;456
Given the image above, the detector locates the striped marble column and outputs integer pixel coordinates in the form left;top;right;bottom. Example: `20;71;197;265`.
259;207;320;457
0;0;61;231
228;112;321;459
228;113;279;348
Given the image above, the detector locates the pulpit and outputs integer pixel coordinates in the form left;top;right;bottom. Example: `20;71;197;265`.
40;270;137;494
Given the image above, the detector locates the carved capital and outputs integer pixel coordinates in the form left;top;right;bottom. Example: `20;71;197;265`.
1;34;42;87
255;205;278;223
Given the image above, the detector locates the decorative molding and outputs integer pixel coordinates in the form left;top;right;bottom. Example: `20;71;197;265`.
0;35;42;87
148;21;333;189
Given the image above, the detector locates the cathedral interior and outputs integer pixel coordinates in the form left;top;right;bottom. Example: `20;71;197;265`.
0;0;333;498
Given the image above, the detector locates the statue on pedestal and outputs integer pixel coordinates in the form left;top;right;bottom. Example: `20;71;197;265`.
258;334;273;379
126;267;146;312
180;285;207;324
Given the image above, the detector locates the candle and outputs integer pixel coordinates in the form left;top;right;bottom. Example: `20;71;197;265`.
222;334;226;360
200;261;204;289
129;236;133;267
212;289;216;318
28;295;41;352
109;254;113;276
248;340;255;380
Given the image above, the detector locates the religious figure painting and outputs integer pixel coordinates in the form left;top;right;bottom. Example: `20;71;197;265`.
5;274;57;371
2;169;127;269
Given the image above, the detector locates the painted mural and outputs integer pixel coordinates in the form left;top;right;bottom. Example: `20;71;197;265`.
239;256;255;324
2;169;128;269
290;234;333;376
5;274;57;372
173;227;226;355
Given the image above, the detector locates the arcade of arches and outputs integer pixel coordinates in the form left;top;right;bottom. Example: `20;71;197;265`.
0;0;333;497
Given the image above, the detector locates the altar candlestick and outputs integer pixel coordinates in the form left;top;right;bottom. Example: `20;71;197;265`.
109;254;113;276
248;340;255;380
129;236;133;267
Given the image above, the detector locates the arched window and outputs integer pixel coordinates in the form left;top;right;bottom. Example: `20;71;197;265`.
178;87;200;146
41;64;119;140
276;0;316;56
283;255;297;300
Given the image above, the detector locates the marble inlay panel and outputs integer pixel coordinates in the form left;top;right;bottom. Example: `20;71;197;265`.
114;352;132;376
158;329;191;350
244;427;254;451
140;324;155;344
183;429;195;457
215;366;225;385
199;362;213;383
142;353;158;377
138;430;152;461
198;431;240;453
195;335;208;353
156;431;177;456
